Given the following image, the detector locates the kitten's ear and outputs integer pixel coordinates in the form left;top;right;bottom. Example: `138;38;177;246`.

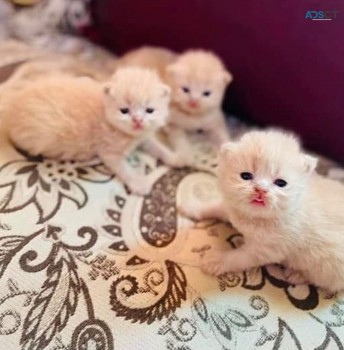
220;142;237;157
222;70;233;85
160;84;171;97
302;154;318;175
103;83;112;96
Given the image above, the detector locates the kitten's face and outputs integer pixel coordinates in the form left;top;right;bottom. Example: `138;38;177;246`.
167;52;232;115
103;68;170;137
218;132;317;219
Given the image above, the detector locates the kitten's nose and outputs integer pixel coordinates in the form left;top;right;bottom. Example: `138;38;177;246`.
132;116;143;129
254;186;268;194
188;99;199;108
132;116;142;123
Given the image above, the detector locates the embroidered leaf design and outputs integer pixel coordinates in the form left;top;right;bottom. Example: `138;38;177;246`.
192;298;209;323
39;178;51;193
115;195;125;208
27;170;39;188
76;168;88;175
210;313;232;347
225;309;253;328
15;164;37;175
59;179;70;191
7;279;20;294
0;236;25;277
20;247;81;350
102;225;122;237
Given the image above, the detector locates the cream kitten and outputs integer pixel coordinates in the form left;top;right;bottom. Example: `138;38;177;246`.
180;130;344;292
1;68;174;195
165;50;233;164
118;47;233;165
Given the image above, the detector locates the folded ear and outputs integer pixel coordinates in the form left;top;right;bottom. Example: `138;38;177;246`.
302;154;318;175
222;70;233;85
220;142;237;157
160;84;171;98
103;83;112;96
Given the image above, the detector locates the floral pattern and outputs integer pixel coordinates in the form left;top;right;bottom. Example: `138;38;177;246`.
0;51;344;350
0;132;343;350
0;151;113;223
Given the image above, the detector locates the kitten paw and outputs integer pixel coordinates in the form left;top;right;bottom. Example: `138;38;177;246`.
201;250;228;276
284;268;307;285
178;203;202;221
127;179;151;196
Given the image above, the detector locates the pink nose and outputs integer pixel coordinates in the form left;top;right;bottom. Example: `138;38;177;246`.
188;99;199;108
255;187;267;194
132;117;143;129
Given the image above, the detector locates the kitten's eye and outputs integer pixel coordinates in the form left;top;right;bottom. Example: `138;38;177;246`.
182;87;190;93
120;108;129;114
203;90;211;97
240;172;253;180
146;108;154;114
274;179;287;187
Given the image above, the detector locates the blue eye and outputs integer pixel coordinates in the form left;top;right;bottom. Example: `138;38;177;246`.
146;108;154;114
203;90;211;97
274;179;287;187
182;87;190;93
120;108;129;114
240;172;253;180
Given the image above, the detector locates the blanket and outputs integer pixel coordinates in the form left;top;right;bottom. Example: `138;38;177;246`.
0;41;343;350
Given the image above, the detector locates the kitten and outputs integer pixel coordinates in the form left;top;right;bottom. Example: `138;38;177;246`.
117;47;233;165
117;46;176;82
1;68;174;195
0;55;109;97
180;130;344;292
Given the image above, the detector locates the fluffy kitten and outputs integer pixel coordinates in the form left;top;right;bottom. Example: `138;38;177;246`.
118;47;233;164
180;130;344;292
0;55;109;98
1;68;174;195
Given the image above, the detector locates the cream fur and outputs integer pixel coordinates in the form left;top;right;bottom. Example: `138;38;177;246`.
180;130;344;292
117;47;233;165
1;68;171;195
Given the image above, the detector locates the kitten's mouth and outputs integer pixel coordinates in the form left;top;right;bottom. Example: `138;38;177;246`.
251;195;266;206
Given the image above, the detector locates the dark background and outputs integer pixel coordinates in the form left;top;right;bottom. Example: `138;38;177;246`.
88;0;344;162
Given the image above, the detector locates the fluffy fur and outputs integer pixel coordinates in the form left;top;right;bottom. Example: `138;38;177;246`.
117;47;233;165
1;68;172;195
0;55;109;98
180;130;344;292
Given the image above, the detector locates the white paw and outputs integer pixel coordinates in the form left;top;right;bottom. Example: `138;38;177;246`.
127;179;151;196
284;268;307;285
201;250;228;276
178;202;202;221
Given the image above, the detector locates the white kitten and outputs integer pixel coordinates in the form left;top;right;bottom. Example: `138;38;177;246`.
1;68;172;195
180;130;344;292
117;47;233;166
165;49;233;164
